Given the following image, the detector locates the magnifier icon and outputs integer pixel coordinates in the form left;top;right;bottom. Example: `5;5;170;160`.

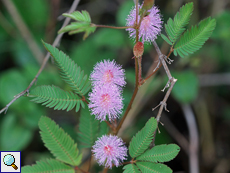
3;154;18;170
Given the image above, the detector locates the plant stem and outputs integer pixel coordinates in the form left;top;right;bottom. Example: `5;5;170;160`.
150;42;177;148
141;46;174;84
102;167;109;173
115;58;139;135
94;24;132;29
114;0;140;135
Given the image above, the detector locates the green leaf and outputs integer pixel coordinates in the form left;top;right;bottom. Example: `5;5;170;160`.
77;107;99;148
0;113;32;151
63;11;91;23
39;116;82;166
172;71;199;103
21;159;74;173
129;117;157;158
136;162;172;173
123;164;141;173
29;85;84;112
161;34;172;45
42;41;91;96
174;17;216;57
165;3;193;44
58;11;96;39
137;144;180;163
98;121;109;138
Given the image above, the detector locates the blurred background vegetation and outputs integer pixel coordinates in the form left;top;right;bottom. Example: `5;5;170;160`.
0;0;230;172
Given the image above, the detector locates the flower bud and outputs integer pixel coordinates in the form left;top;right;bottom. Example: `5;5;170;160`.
133;41;144;58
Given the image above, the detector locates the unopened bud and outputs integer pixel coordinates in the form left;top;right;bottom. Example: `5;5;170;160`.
142;0;155;11
133;42;144;58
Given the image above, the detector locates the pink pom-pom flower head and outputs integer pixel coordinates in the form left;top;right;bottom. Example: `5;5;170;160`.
90;60;126;87
126;4;162;44
88;84;123;122
92;135;128;168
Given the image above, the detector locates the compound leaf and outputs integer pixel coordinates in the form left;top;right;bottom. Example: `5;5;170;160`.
123;164;141;173
129;117;157;158
21;159;74;173
29;85;84;112
164;2;193;44
58;11;96;39
42;41;91;96
62;11;91;23
136;162;172;173
137;144;180;163
174;17;216;57
39;116;82;166
77;107;99;148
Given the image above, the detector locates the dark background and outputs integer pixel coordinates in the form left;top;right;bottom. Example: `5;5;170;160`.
0;0;230;172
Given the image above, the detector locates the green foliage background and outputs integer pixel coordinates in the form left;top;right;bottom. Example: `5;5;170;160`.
0;0;229;172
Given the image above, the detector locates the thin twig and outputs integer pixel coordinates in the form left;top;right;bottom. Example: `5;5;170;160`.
141;46;174;84
0;0;81;115
94;24;132;29
2;0;44;65
181;104;199;173
115;57;139;135
150;41;177;148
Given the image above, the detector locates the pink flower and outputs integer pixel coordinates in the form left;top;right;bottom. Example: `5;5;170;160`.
90;60;126;87
92;135;128;168
126;4;162;43
88;84;123;122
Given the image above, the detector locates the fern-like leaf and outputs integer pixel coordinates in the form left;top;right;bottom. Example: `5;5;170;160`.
21;159;74;173
39;116;82;166
77;107;99;148
136;144;180;163
174;17;216;57
123;164;141;173
42;41;91;96
58;11;96;40
136;162;172;173
129;117;157;158
62;11;91;23
29;85;84;112
163;2;193;45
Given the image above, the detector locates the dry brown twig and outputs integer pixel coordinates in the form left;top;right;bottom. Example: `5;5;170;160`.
150;41;177;148
0;0;81;115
